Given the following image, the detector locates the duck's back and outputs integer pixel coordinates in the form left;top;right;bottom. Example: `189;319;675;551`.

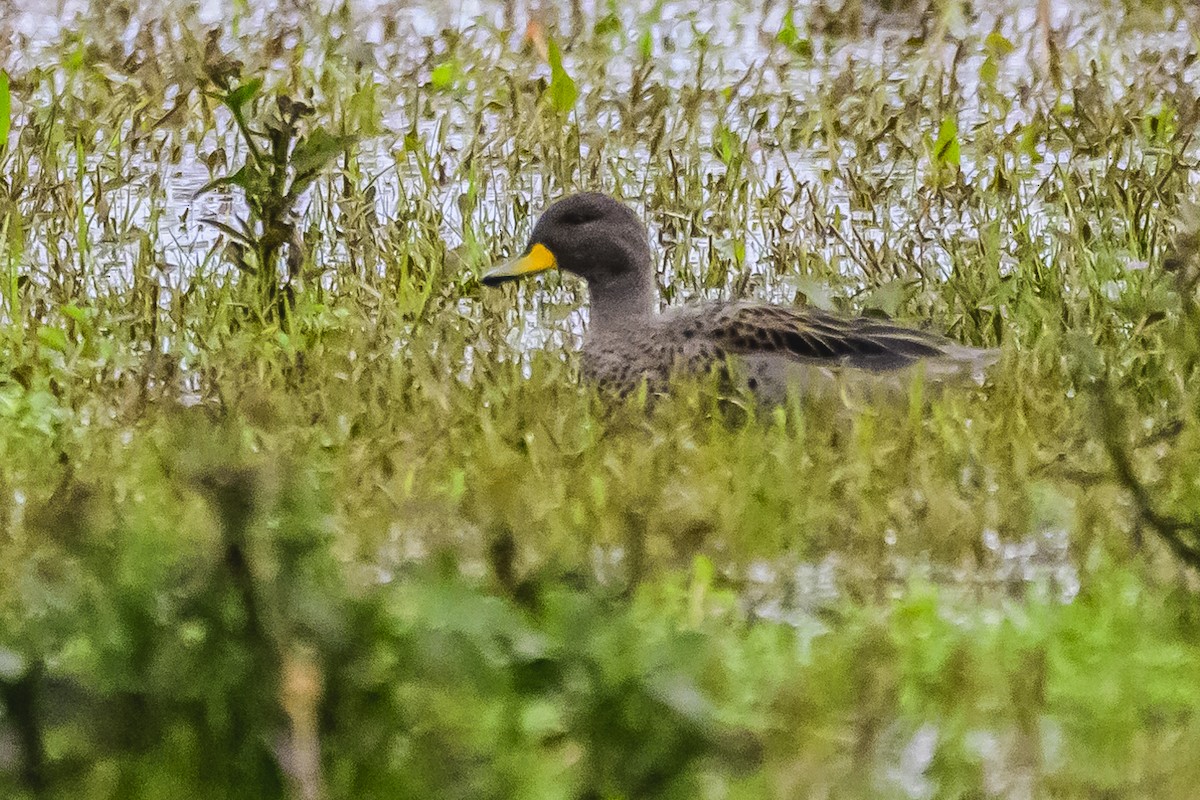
581;301;997;397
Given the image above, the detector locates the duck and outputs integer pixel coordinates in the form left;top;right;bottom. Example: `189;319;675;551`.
482;192;997;399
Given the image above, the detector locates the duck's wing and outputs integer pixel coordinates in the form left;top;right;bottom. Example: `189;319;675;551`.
700;302;994;372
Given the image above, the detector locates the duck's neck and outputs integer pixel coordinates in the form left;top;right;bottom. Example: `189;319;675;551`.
587;271;656;335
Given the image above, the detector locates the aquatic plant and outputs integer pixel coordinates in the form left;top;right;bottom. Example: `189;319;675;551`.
196;35;355;326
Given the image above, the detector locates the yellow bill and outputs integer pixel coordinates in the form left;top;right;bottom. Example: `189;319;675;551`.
481;243;557;286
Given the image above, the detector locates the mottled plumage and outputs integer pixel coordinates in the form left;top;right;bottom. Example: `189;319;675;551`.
483;193;997;399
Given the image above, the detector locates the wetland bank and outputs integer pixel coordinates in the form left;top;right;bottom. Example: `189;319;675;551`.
2;0;1200;797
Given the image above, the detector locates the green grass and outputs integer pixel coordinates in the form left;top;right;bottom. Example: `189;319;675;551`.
2;0;1200;796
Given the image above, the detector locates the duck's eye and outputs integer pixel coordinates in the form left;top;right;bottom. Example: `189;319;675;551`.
560;211;598;226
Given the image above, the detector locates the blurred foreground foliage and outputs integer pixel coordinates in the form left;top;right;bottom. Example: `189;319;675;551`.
1;410;1200;799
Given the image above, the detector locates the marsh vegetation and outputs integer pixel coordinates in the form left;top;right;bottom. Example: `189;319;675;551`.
1;0;1200;796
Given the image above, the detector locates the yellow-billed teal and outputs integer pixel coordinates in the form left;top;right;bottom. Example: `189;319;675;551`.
483;193;997;398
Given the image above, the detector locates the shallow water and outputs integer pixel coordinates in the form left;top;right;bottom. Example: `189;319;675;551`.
7;0;1196;306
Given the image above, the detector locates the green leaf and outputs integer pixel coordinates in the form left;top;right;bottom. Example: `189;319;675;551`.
224;77;263;114
638;29;654;61
403;120;420;153
37;326;69;352
289;128;356;199
61;303;90;325
430;60;458;91
713;124;740;166
199;216;254;246
547;38;577;114
933;115;960;166
860;279;913;317
593;13;621;36
191;165;252;200
291;128;355;179
777;7;797;44
776;7;812;58
0;71;10;154
980;57;999;85
984;32;1015;56
981;32;1013;86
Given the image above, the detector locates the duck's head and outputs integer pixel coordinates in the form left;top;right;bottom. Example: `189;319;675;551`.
482;193;652;292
